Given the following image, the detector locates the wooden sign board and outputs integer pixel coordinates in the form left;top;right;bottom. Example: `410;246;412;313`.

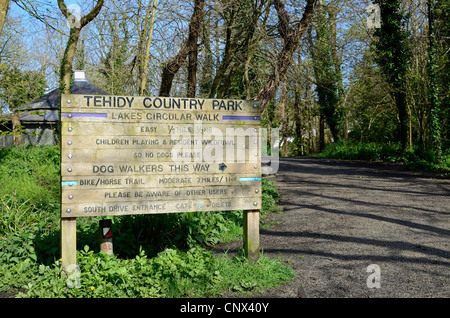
60;94;262;218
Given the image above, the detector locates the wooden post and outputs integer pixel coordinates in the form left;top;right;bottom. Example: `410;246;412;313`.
243;210;260;262
61;217;77;273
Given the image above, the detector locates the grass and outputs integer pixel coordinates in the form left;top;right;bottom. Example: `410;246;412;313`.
0;145;293;298
315;141;450;172
314;141;403;162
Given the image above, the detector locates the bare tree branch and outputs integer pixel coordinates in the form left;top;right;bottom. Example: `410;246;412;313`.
256;0;317;115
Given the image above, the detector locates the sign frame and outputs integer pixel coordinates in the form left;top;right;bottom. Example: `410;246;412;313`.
60;94;262;272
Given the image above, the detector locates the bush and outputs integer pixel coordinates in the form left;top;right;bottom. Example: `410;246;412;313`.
109;210;244;258
315;141;449;172
13;246;294;298
261;178;279;210
316;141;402;162
0;145;60;214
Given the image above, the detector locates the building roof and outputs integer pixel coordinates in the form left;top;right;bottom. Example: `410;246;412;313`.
5;71;109;124
20;70;109;112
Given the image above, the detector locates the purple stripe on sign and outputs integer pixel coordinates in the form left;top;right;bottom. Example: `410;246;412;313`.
222;116;260;121
62;113;107;118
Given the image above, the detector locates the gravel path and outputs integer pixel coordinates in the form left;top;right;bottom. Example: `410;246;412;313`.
217;157;450;298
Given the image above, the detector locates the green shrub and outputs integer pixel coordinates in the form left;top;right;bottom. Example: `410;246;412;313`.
0;145;60;213
0;195;41;236
316;141;402;162
315;141;449;173
261;178;279;210
14;247;293;298
215;251;295;295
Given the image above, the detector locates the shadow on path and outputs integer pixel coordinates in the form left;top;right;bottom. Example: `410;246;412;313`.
232;157;450;297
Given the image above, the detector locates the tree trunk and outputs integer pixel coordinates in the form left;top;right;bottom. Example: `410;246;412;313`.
159;45;190;97
256;0;317;115
159;0;205;97
58;0;104;94
280;81;288;156
186;0;204;98
396;91;409;150
293;83;303;155
138;0;158;96
327;1;346;140
373;0;410;150
244;2;270;100
319;113;325;151
199;18;214;96
60;27;81;94
10;112;22;146
209;17;234;98
310;2;340;144
427;0;443;161
0;0;10;36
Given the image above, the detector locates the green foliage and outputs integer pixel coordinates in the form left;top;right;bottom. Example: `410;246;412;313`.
108;210;244;259
373;0;411;87
435;0;450;149
316;141;450;171
316;141;402;162
0;145;60;212
8;247;293;298
402;145;450;171
427;0;449;163
180;211;239;247
311;3;342;143
215;251;295;295
346;52;399;144
103;178;280;258
261;100;278;129
0;64;47;112
225;55;268;100
261;178;279;214
0;195;43;237
372;0;411;148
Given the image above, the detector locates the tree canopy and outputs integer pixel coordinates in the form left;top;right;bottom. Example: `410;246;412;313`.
0;0;448;164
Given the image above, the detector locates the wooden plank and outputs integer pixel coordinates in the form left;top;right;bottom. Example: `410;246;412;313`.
61;196;262;218
61;121;260;136
61;146;259;164
61;173;262;190
60;112;261;125
61;162;261;177
62;184;261;203
61;146;259;163
61;94;261;114
60;108;261;118
61;134;259;150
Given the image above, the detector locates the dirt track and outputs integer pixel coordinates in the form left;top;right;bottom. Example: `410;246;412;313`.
217;157;450;298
